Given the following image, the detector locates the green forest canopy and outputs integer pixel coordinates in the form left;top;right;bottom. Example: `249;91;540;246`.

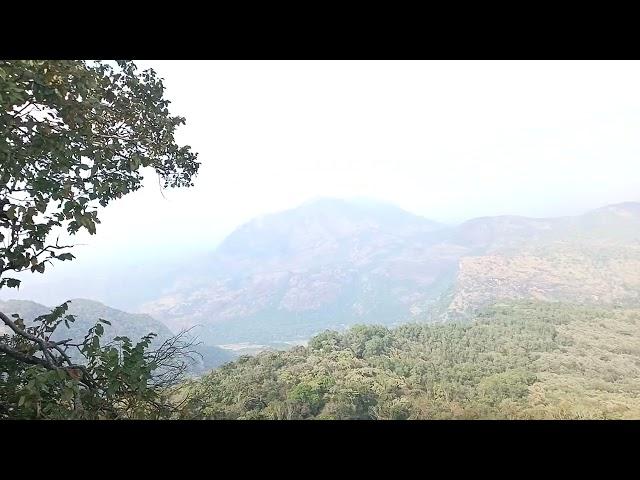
181;301;640;419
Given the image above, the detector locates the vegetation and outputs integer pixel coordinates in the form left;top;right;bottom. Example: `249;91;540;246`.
0;302;200;419
0;298;236;374
2;60;638;420
0;60;198;289
0;60;200;419
182;301;640;419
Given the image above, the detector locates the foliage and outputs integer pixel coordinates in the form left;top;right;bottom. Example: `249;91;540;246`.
0;60;200;419
0;60;199;289
183;301;640;419
0;302;201;419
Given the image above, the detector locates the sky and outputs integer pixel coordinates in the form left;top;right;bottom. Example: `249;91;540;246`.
3;60;640;307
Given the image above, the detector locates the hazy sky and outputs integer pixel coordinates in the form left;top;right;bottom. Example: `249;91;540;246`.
107;60;640;247
4;60;640;306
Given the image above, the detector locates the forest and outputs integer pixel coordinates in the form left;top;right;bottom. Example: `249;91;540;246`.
177;301;640;419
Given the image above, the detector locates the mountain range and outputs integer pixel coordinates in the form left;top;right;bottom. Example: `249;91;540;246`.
138;198;640;344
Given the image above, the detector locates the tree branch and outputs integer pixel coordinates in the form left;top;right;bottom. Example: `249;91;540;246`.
0;310;96;389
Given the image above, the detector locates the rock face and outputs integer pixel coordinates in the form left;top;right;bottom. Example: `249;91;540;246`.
448;246;640;316
140;198;640;344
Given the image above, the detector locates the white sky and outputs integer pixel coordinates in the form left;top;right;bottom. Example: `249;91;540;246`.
4;60;640;305
116;60;639;249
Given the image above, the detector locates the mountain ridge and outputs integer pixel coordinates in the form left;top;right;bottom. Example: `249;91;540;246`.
139;198;640;344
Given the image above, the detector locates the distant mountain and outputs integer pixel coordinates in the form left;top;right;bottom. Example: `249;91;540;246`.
140;199;640;344
212;197;443;274
0;298;235;373
444;202;640;318
141;198;451;342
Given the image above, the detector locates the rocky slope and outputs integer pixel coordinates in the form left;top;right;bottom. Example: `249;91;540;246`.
445;202;640;318
140;199;640;344
141;199;455;343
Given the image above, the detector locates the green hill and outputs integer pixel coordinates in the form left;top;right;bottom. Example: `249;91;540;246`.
183;301;640;419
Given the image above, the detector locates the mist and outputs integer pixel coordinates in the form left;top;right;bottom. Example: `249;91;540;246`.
3;60;639;308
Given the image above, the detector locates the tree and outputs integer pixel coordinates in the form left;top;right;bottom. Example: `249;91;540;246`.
0;304;201;419
0;60;200;418
0;60;198;288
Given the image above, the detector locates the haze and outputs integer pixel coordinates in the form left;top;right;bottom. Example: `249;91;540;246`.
3;60;639;307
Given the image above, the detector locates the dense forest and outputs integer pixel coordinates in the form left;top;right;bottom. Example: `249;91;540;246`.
179;301;640;419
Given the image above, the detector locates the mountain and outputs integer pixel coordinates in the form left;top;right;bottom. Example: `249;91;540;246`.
196;197;444;282
0;298;235;373
141;198;451;343
444;202;640;318
140;199;640;344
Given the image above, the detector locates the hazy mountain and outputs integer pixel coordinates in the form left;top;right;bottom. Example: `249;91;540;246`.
0;298;235;373
444;202;640;318
138;199;640;345
140;198;452;342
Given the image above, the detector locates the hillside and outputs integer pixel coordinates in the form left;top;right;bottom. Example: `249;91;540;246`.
141;198;454;343
0;299;235;373
140;199;640;345
444;202;640;318
183;301;640;419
